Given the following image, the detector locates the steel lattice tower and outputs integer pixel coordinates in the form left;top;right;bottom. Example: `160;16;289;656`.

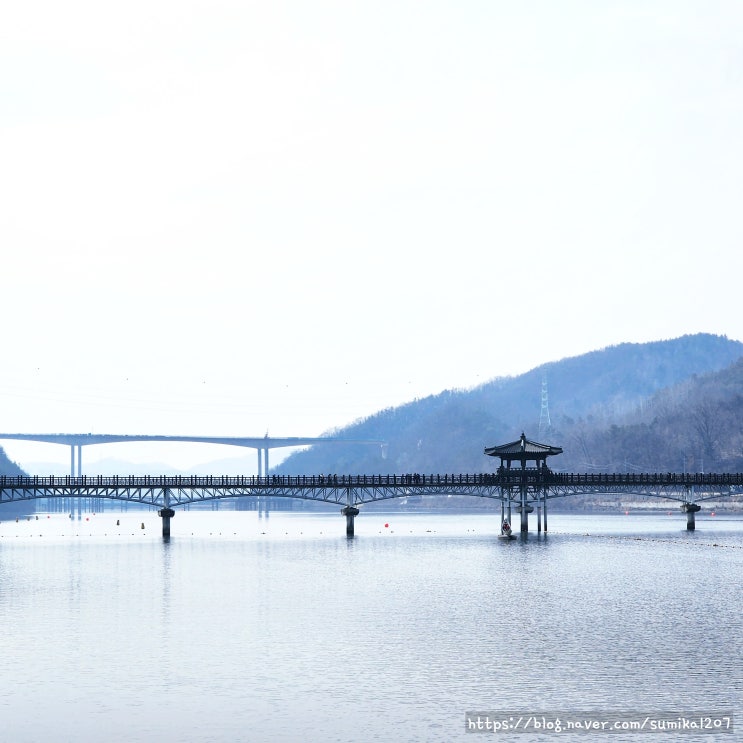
538;374;552;437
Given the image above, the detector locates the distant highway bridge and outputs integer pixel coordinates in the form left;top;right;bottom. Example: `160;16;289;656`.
1;470;741;537
0;433;386;476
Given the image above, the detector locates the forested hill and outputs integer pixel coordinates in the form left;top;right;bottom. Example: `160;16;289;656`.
583;352;743;473
274;333;743;475
0;448;28;477
0;449;31;517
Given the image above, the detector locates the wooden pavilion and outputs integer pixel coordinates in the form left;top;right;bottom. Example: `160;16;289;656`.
484;433;563;532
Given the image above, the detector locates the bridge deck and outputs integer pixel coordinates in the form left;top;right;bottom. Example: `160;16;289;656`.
0;472;742;509
4;472;743;487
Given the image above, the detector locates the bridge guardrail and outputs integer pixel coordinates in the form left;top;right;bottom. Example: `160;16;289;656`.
3;472;743;489
0;473;501;488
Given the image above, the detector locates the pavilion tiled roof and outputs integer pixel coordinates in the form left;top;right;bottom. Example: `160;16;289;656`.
484;432;563;459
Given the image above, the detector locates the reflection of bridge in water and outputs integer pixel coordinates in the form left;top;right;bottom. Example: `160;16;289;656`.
0;433;741;537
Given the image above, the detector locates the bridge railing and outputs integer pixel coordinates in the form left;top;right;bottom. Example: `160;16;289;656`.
547;472;743;486
0;473;502;488
2;472;743;489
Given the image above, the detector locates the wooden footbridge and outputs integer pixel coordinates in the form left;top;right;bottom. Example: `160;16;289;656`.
0;434;741;536
2;432;742;536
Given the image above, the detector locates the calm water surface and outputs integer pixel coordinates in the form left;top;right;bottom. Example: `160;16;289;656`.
1;509;741;742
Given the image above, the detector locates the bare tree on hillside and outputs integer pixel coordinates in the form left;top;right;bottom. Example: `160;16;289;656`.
691;402;722;470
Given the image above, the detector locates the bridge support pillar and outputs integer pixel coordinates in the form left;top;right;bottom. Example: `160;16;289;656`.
158;508;175;538
341;506;360;537
682;502;701;531
519;504;533;532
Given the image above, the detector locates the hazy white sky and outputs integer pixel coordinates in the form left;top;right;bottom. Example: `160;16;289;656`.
2;0;742;469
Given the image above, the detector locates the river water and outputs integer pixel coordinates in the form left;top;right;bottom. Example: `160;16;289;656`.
0;508;741;742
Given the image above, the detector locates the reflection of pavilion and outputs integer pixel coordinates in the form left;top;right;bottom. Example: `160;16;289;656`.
484;432;563;533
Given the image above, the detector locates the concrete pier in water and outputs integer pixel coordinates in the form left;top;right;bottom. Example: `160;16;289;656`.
158;508;175;537
341;506;360;536
682;502;701;531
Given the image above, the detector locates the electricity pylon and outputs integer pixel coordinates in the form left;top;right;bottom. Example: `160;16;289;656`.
538;373;552;438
